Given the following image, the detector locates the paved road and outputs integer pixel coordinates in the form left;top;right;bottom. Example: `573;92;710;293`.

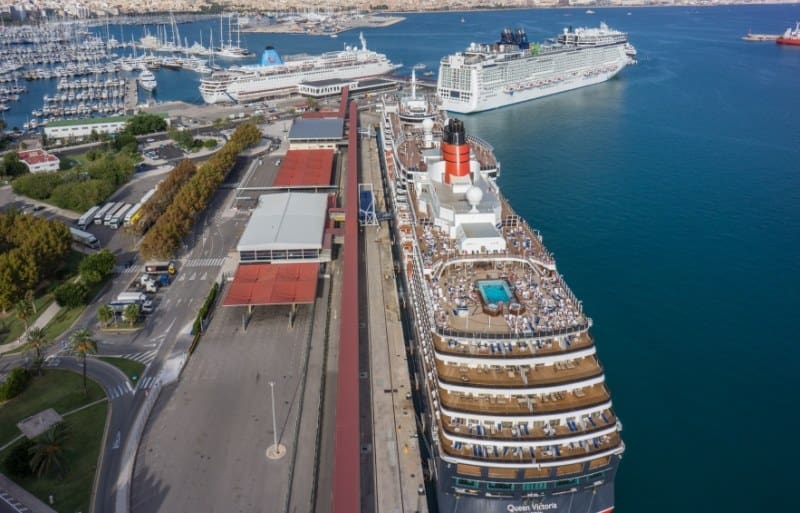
0;353;131;513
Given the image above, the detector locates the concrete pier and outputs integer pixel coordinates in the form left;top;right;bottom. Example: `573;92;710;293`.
360;112;429;513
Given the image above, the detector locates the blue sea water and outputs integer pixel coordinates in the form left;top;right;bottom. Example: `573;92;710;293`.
7;5;800;512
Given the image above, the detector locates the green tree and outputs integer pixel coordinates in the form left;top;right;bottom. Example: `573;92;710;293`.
123;303;140;327
53;282;89;307
3;439;35;478
11;172;62;199
25;289;37;314
123;113;167;135
29;423;69;478
79;249;116;284
97;304;115;328
2;152;28;177
26;326;47;362
69;328;97;394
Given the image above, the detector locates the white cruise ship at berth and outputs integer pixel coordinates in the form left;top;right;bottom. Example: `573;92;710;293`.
437;24;635;113
198;33;400;104
378;87;625;513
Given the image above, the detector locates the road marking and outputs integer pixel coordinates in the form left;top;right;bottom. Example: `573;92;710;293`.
112;431;121;450
200;271;208;281
188;272;197;281
176;274;185;282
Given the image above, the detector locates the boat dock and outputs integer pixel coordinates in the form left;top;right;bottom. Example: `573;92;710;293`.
125;78;138;110
360;111;430;513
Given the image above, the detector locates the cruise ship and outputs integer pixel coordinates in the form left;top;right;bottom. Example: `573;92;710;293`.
377;83;625;513
437;24;635;113
198;33;400;104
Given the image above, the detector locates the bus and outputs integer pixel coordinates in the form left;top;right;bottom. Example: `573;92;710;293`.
144;260;176;275
93;202;115;224
77;206;100;229
69;227;100;249
109;204;133;229
124;203;143;226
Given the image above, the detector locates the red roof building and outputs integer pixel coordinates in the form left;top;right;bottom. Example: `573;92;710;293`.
223;263;319;307
273;149;335;187
17;149;60;173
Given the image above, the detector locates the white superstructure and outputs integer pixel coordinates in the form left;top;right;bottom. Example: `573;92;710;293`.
199;33;400;104
438;24;635;114
138;69;157;92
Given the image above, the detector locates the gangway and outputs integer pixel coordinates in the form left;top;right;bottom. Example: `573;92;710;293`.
358;183;378;226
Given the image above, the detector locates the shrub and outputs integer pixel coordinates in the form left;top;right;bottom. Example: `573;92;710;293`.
203;138;218;149
11;172;62;199
3;439;35;478
53;282;89;307
0;367;32;401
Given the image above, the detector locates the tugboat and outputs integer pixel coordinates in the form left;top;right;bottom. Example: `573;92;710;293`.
777;22;800;46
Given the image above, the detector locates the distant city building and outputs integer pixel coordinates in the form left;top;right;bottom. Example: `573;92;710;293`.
17;148;60;173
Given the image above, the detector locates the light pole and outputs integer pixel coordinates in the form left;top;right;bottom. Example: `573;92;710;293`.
269;381;277;450
266;380;285;459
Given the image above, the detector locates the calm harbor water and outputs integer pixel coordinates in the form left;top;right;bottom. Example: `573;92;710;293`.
7;5;800;511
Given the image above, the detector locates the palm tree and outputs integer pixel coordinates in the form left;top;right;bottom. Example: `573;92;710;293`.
15;299;34;338
97;304;115;328
122;303;140;328
29;422;69;478
25;290;37;314
27;326;47;367
69;328;97;394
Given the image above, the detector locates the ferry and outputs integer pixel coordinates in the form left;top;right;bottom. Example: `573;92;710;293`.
378;81;624;513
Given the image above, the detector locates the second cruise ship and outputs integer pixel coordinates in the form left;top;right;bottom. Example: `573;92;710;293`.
378;81;625;513
199;33;399;104
437;24;636;113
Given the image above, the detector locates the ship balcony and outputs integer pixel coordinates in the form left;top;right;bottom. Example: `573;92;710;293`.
432;331;594;358
437;429;622;465
440;408;618;442
438;383;610;416
434;354;604;388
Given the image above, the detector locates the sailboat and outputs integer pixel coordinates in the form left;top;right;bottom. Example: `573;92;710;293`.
214;13;252;58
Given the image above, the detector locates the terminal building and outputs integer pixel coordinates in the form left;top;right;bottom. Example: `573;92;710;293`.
287;117;344;150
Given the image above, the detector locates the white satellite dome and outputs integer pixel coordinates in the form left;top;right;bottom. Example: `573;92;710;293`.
422;117;434;131
466;186;483;212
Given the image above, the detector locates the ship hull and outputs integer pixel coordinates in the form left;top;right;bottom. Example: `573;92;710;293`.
200;61;398;104
776;37;800;45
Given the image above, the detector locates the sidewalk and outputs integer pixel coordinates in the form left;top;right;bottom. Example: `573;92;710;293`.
0;474;57;513
0;302;62;356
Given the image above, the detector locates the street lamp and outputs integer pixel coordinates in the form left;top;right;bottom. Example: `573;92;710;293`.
269;381;278;451
266;380;285;459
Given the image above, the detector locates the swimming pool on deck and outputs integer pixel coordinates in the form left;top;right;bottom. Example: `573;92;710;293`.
476;279;513;306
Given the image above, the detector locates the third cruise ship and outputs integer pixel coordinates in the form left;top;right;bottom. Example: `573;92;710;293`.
437;24;635;113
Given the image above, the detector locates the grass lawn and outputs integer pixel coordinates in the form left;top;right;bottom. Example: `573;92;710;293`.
42;306;84;344
0;370;104;447
0;295;55;346
98;357;145;382
0;401;107;513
